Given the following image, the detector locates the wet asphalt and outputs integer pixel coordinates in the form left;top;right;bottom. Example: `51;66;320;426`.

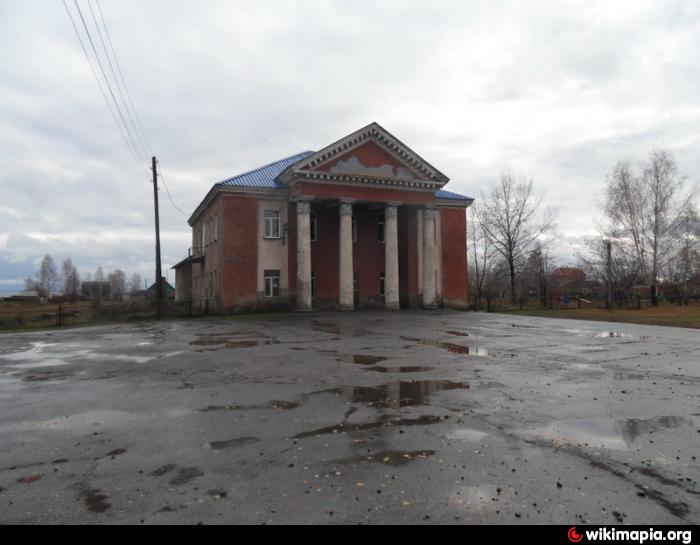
0;310;698;525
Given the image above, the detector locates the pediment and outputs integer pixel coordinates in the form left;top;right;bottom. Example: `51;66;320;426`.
276;122;449;189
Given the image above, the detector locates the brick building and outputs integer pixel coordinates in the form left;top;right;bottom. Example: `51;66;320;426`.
173;123;473;312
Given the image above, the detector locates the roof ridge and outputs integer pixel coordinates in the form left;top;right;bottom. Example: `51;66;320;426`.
217;150;315;185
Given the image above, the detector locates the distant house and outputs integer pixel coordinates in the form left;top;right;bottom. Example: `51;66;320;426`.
1;290;42;304
81;281;111;300
145;279;176;301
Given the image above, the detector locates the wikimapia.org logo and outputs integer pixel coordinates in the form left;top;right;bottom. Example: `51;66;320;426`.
567;527;693;544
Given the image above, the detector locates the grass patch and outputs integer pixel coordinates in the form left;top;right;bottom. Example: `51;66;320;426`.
499;305;700;329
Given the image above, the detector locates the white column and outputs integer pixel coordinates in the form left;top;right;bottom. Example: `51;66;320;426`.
422;206;437;309
296;200;312;311
338;201;354;310
384;204;400;310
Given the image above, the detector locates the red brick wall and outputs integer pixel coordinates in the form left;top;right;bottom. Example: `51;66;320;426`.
353;206;385;307
440;207;468;308
221;195;258;309
310;204;340;305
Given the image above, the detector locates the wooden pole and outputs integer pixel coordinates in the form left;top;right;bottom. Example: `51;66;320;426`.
153;156;162;320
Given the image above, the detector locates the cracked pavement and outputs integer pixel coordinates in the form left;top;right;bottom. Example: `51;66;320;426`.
0;310;698;524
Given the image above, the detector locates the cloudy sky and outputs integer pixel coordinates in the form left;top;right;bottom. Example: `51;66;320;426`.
1;0;699;294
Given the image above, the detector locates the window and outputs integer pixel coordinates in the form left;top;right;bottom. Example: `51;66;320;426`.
310;212;317;242
378;220;385;243
264;270;280;297
379;272;385;296
264;210;280;238
352;216;357;243
214;215;218;242
311;272;317;298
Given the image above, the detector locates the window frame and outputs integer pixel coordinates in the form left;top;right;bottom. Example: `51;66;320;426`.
264;210;281;239
377;220;385;243
264;269;281;298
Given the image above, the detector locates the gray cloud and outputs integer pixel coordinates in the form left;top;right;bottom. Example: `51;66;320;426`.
1;0;699;293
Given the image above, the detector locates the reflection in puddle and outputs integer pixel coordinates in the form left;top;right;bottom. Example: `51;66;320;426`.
524;416;697;449
400;337;516;358
352;355;387;365
446;330;470;337
333;380;469;408
367;366;434;374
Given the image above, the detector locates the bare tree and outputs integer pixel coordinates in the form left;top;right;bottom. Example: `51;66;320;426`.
479;172;557;303
62;259;80;300
604;149;693;303
38;254;58;298
468;204;497;308
668;204;700;302
109;270;127;301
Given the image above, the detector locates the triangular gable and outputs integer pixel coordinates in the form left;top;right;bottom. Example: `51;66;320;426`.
276;122;449;189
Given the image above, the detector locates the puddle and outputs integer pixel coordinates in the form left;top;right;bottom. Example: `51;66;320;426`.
0;342;155;368
352;355;387;365
293;415;445;439
400;337;515;359
339;450;435;466
367;366;434;374
595;332;652;340
445;330;470;337
448;428;489;442
523;416;697;449
333;380;469;408
208;437;260;450
268;400;301;410
190;332;278;351
0;408;190;433
560;328;652;341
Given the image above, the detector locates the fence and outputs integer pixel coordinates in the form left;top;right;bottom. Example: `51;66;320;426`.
473;293;700;312
0;299;219;331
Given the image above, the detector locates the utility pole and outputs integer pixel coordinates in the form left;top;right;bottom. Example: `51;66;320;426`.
606;239;613;311
152;156;162;320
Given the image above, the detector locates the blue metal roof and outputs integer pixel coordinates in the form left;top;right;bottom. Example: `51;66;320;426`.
217;151;315;189
435;189;473;201
216;151;472;202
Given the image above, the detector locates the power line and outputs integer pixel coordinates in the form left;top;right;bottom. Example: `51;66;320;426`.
86;0;150;162
158;170;188;217
94;0;154;157
72;0;147;167
62;0;147;177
